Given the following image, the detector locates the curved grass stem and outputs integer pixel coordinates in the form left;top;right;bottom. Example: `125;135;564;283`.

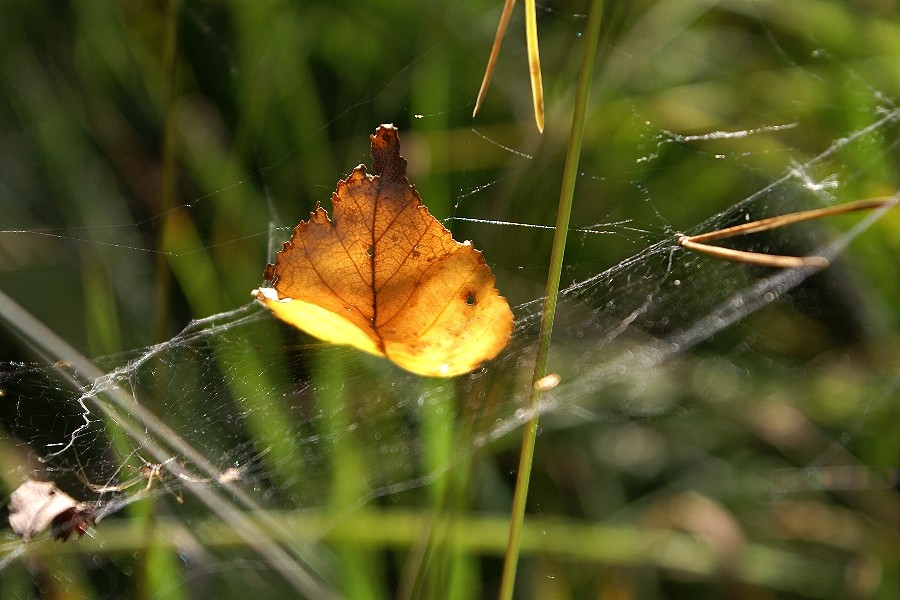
498;1;605;597
473;0;544;132
524;0;544;132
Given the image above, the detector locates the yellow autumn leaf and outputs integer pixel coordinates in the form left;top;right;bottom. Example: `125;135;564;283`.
254;125;514;377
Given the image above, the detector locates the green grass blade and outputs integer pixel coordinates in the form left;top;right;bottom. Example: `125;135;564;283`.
498;0;606;597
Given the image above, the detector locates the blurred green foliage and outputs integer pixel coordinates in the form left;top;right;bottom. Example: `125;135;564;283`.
0;1;898;599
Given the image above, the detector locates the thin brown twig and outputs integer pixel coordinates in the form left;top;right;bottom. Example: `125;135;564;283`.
473;0;516;119
676;197;895;268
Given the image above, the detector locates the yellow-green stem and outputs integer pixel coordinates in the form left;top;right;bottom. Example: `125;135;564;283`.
498;0;605;597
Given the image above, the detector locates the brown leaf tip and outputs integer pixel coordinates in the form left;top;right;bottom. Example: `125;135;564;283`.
8;480;96;542
371;124;407;183
51;505;96;542
262;263;277;283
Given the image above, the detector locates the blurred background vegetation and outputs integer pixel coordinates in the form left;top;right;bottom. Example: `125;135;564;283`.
0;0;898;598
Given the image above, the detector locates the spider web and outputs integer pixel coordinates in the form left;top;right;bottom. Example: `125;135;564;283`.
0;1;898;598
